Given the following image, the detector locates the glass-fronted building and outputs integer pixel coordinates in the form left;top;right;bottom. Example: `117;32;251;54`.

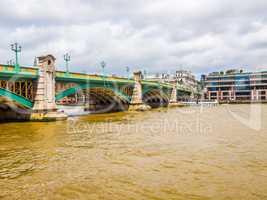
205;70;267;102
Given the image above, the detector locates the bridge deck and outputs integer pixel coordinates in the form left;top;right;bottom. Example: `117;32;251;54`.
0;64;191;92
0;65;39;79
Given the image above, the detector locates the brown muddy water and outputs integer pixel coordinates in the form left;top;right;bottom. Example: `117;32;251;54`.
0;104;267;200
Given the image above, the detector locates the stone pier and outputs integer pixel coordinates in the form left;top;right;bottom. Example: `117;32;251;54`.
128;71;151;111
169;84;180;107
30;55;67;121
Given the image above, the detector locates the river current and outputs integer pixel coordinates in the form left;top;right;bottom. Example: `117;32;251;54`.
0;104;267;200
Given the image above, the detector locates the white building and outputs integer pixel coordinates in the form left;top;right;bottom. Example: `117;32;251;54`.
145;70;199;92
146;73;175;83
175;70;198;90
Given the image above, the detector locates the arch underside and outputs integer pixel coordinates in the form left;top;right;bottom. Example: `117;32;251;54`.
143;88;171;108
56;83;178;111
0;89;33;121
56;83;132;102
56;84;132;113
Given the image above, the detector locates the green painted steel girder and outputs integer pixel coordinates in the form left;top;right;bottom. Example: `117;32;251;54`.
0;65;39;80
0;88;33;108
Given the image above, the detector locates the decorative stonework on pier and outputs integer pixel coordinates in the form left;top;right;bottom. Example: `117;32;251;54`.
128;71;151;111
30;55;67;121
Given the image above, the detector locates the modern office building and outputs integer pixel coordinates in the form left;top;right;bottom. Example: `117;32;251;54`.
204;69;267;102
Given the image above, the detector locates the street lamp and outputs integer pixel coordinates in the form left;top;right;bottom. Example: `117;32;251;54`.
7;59;14;66
11;42;22;72
100;61;106;76
100;61;106;87
64;53;71;75
6;60;14;71
126;66;130;79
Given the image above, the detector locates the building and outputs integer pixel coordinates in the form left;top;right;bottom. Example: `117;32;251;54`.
146;73;175;83
145;70;200;96
205;69;267;102
175;70;198;91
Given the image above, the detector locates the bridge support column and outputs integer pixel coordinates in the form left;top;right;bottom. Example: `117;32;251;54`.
128;71;151;111
30;55;67;121
169;84;180;107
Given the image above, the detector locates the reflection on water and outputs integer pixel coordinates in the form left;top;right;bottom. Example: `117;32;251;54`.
0;105;267;199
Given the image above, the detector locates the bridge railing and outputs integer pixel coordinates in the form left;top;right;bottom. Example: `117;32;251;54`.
0;64;39;78
0;64;192;92
56;71;178;89
56;70;192;92
56;71;137;84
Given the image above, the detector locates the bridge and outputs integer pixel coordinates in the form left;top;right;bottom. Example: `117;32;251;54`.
0;55;193;121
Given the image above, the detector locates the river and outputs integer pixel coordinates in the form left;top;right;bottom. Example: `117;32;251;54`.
0;104;267;200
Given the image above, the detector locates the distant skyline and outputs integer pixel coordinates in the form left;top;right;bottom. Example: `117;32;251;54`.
0;0;267;77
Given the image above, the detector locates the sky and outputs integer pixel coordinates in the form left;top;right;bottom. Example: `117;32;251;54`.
0;0;267;77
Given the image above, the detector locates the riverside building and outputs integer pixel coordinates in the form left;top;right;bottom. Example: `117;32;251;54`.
204;69;267;103
176;70;198;90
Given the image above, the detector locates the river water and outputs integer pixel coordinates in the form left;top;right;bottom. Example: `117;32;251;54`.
0;104;267;200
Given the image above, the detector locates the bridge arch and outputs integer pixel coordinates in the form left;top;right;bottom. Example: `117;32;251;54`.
55;83;132;103
142;87;171;108
143;87;171;100
0;88;33;108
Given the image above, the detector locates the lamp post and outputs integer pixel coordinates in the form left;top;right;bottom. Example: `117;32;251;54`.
100;61;106;87
126;66;130;79
7;60;14;66
101;61;106;76
11;42;22;72
6;60;14;71
64;53;71;76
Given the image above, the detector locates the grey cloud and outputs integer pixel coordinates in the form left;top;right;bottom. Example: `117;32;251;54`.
0;0;267;76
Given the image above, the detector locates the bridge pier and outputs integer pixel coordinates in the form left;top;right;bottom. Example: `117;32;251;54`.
128;71;151;111
30;55;67;121
169;84;180;107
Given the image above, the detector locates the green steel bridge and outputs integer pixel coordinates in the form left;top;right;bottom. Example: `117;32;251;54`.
0;54;195;122
0;64;192;109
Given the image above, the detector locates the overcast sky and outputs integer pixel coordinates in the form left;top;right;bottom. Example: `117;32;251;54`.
0;0;267;77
